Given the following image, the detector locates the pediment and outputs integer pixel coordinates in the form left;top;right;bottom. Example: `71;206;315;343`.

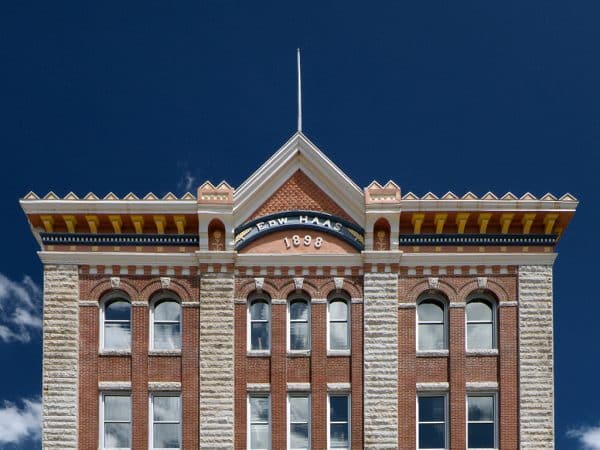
234;133;364;226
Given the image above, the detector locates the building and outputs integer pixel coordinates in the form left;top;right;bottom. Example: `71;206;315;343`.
21;131;577;449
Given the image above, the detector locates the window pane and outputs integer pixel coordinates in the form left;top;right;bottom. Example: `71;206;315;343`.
250;397;269;422
290;423;309;448
418;301;443;322
468;423;495;448
154;423;180;448
330;423;349;447
467;323;493;350
154;323;181;350
290;396;309;422
418;323;444;350
418;423;445;449
329;396;348;422
104;395;130;421
250;424;269;449
153;396;180;422
329;300;348;321
290;322;309;350
251;323;269;350
468;396;494;421
330;322;348;350
418;396;444;422
290;300;308;321
104;323;131;349
155;301;180;321
250;301;269;320
104;423;130;448
105;300;130;321
467;301;492;321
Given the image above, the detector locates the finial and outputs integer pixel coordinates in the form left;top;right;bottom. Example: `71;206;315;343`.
297;48;302;133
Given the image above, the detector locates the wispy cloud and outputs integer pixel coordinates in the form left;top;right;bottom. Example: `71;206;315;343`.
0;273;42;343
568;424;600;449
177;170;196;192
0;398;41;445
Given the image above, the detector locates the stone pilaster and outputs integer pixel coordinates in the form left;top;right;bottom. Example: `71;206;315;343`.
363;272;399;448
42;264;79;449
518;265;554;449
199;272;235;449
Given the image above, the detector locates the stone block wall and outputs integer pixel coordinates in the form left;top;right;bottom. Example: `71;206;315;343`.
518;265;554;449
199;273;235;449
363;272;399;448
42;264;79;449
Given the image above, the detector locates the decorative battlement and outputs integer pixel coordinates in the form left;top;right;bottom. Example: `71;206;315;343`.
197;181;234;204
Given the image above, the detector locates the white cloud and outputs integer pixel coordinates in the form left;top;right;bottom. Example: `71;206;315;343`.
177;171;196;192
0;398;41;444
0;273;42;343
568;424;600;450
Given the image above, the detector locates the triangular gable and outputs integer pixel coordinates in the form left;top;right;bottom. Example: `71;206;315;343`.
234;133;364;225
247;169;354;222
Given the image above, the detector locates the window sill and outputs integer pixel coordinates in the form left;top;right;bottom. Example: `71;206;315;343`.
327;350;351;357
247;350;271;357
99;349;131;356
149;349;182;356
466;348;499;356
288;350;311;357
417;349;449;357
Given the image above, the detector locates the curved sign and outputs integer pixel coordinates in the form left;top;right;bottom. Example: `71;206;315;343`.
234;211;364;251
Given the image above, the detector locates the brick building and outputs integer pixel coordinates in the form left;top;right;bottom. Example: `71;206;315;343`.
21;131;577;449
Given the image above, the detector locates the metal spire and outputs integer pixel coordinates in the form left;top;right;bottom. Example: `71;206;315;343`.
297;48;302;133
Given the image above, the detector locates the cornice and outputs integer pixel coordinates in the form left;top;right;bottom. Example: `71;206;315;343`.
38;251;197;266
20;199;196;215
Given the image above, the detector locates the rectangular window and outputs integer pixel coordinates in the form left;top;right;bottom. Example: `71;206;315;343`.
417;395;447;449
249;394;271;450
151;394;181;449
328;394;350;449
101;393;131;449
328;299;350;352
288;394;310;450
467;395;496;449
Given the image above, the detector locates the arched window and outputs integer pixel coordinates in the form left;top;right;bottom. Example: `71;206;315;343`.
288;296;310;351
102;297;131;350
328;297;350;352
466;299;496;350
152;299;181;350
417;298;447;351
249;296;270;352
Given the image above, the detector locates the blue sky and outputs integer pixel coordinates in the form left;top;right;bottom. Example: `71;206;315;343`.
0;1;598;448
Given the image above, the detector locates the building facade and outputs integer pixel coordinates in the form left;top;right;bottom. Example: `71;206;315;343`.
21;132;577;449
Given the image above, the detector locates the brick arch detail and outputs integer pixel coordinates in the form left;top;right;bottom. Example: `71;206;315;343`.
237;279;278;299
89;279;139;301
407;280;457;303
279;280;319;299
457;279;508;303
320;279;362;299
139;279;194;301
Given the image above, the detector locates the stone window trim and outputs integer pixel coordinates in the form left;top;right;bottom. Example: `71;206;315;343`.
100;391;131;450
149;292;182;352
466;392;498;450
416;292;449;352
417;349;449;358
287;292;311;353
149;392;182;450
99;290;132;353
327;291;351;355
417;392;448;450
465;293;498;352
248;393;272;450
247;292;272;354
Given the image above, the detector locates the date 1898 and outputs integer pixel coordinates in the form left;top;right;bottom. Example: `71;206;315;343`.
283;234;323;249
